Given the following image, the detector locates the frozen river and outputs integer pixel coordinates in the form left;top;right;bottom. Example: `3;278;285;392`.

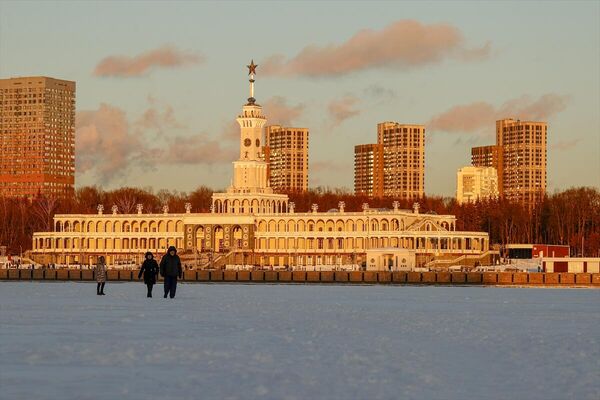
1;282;599;400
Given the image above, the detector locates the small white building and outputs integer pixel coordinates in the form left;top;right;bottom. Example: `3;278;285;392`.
456;166;498;204
542;258;600;273
366;248;416;271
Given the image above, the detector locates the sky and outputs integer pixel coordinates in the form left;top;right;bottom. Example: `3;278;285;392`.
1;0;599;196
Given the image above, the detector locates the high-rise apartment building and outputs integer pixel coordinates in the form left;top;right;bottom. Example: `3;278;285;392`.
0;76;75;198
496;118;547;207
378;122;425;199
471;119;547;208
456;166;499;204
354;122;425;199
264;125;309;192
354;144;384;197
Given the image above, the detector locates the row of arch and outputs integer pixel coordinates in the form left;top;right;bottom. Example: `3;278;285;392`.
212;198;288;214
254;236;487;252
256;218;455;233
33;234;486;254
55;219;184;234
34;236;184;252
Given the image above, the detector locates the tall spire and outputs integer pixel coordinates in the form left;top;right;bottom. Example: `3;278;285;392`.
246;60;258;105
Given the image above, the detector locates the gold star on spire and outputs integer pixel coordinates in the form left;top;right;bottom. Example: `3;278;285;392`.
247;60;258;75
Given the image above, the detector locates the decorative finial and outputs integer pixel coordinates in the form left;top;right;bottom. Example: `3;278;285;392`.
247;60;258;75
413;202;420;214
246;60;258;105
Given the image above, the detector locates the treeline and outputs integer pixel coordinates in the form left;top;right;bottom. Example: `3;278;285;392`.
1;186;598;257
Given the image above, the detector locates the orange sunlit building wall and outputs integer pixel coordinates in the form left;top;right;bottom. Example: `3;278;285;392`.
354;143;384;197
0;76;75;199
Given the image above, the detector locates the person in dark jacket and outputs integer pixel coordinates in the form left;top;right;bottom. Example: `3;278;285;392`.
138;251;159;297
95;256;107;295
159;246;182;299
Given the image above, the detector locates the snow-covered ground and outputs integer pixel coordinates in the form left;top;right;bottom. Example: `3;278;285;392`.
1;282;599;400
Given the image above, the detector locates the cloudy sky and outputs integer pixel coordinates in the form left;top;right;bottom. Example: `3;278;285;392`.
1;1;598;195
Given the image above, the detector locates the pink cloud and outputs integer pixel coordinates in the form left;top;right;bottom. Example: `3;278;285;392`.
135;101;186;136
77;102;233;184
262;20;490;77
76;103;143;183
428;94;569;134
262;96;305;126
160;135;236;164
328;95;360;127
94;45;203;77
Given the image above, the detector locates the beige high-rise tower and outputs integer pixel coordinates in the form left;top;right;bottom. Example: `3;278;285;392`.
471;119;547;208
354;122;425;199
0;76;75;198
378;122;425;199
354;143;384;197
264;125;309;193
496;118;547;207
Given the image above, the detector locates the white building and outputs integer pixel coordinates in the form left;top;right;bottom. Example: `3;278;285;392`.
456;166;498;204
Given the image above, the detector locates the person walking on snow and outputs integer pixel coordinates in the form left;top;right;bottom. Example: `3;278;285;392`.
138;251;159;297
160;246;182;299
95;256;107;295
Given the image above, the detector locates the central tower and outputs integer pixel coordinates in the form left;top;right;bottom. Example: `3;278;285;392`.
232;60;269;190
211;61;289;214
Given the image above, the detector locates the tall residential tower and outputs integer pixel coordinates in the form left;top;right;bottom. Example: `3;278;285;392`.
354;143;383;197
264;125;309;193
496;119;547;206
471;119;547;208
354;122;425;199
0;76;75;198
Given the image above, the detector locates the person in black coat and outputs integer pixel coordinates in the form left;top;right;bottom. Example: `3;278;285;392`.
138;251;159;298
159;246;182;299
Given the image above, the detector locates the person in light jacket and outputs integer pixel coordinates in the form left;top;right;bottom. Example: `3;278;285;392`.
159;246;182;299
138;251;159;298
95;256;107;295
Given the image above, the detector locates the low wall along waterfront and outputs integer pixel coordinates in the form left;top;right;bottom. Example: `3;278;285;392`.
1;269;599;287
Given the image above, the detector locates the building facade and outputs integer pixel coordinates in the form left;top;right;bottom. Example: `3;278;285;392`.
378;122;425;199
472;119;547;208
30;63;490;268
0;76;75;198
264;125;309;192
496;119;547;207
456;166;499;204
354;143;384;197
354;122;425;199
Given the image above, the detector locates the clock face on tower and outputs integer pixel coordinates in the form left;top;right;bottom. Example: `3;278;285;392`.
255;139;260;147
244;138;251;147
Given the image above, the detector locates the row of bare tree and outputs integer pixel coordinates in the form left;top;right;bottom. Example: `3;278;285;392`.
1;186;598;257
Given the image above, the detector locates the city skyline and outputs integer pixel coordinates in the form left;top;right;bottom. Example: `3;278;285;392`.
0;1;598;196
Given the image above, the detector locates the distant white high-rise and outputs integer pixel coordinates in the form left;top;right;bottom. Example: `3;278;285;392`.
456;166;499;204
